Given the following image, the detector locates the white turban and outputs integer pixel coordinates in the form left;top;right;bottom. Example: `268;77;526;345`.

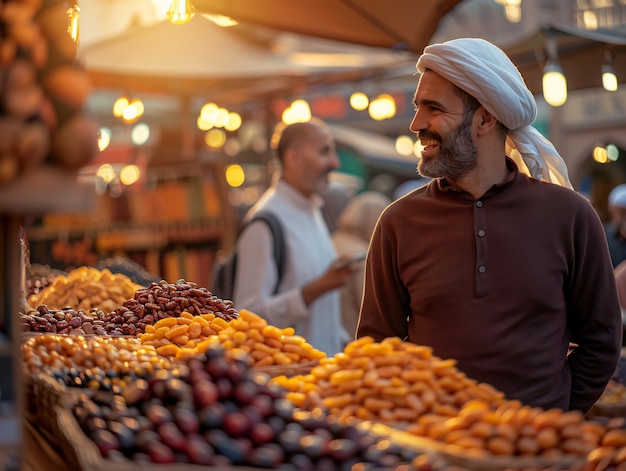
416;38;572;189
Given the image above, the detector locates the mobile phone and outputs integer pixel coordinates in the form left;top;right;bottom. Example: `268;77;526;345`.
336;252;366;269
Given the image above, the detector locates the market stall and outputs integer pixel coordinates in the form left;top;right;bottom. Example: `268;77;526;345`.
12;270;626;471
5;2;626;471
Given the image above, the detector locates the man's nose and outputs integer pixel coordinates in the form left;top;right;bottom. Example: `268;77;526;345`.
409;111;424;134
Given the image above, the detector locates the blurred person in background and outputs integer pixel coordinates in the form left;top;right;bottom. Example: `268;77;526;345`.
233;118;358;356
332;191;391;338
392;177;431;200
320;183;352;233
605;184;626;268
357;37;622;413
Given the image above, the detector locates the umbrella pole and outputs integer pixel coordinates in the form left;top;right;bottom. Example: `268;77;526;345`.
180;95;195;161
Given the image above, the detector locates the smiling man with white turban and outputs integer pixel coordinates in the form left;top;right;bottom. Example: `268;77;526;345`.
357;38;622;413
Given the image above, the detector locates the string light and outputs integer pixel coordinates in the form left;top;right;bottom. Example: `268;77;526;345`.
368;94;396;120
205;129;226;148
121;98;144;122
97;127;111;151
542;62;567;107
593;145;608;164
167;0;195;25
96;164;115;183
542;37;567;107
197;103;243;131
495;0;522;23
602;51;618;92
120;165;140;185
113;97;129;117
395;135;415;156
350;92;369;111
131;123;151;145
224;112;242;131
67;3;80;43
282;99;311;124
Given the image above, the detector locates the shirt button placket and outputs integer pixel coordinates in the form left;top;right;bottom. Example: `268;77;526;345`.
475;199;487;296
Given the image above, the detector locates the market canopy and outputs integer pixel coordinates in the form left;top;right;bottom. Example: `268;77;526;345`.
191;0;464;52
77;12;417;99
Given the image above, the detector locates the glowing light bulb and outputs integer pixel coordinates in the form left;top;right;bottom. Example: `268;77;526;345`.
368;94;396;120
120;165;140;185
214;108;230;128
225;164;245;188
205;129;226;148
350;92;369;111
282;99;311;124
225;112;242;131
113;97;129;117
130;99;144;117
607;144;620;162
98;127;111;151
593;146;608;164
167;0;195;24
200;102;218;120
131;123;150;145
67;4;80;43
395;136;415;156
97;164;116;183
542;63;567;107
602;64;618;92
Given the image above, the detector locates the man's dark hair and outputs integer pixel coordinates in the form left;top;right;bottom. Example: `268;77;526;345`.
453;85;508;136
271;118;327;164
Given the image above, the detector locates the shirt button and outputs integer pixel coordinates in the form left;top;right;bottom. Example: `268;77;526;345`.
476;201;483;208
478;229;485;237
478;266;486;273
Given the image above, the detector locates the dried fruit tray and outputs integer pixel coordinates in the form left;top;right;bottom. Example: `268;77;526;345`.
362;421;585;471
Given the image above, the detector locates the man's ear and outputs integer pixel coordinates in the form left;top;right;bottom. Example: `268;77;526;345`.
475;106;498;136
282;147;298;173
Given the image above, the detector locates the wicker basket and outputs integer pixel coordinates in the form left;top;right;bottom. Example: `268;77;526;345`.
30;371;85;444
54;406;277;471
22;417;77;471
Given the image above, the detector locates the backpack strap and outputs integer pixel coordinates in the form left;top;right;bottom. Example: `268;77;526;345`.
247;211;286;294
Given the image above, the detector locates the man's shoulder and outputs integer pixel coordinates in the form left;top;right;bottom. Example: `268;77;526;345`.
520;177;591;206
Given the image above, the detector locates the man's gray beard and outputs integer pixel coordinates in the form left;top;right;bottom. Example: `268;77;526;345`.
417;111;479;180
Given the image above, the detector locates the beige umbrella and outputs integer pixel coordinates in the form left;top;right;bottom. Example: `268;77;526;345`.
78;14;314;96
77;12;416;99
192;0;464;53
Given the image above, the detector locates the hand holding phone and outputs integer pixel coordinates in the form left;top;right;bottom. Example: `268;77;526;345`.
335;252;366;269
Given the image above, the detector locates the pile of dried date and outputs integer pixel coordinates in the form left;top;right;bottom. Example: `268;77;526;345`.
21;305;109;335
22;279;239;336
114;279;239;328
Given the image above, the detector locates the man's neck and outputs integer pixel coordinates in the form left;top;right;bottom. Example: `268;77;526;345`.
448;158;509;199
